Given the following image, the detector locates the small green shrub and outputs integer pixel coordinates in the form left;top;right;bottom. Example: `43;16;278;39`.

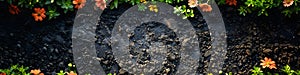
1;0;299;22
1;0;217;21
0;63;77;75
252;66;264;75
218;0;300;17
0;0;86;21
0;64;30;75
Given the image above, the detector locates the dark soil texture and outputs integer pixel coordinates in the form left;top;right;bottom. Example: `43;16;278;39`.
1;1;300;75
95;3;210;74
220;5;300;74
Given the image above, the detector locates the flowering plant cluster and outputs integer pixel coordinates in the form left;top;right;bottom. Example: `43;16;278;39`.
0;0;107;22
0;63;78;75
218;0;300;17
216;57;300;75
0;58;300;74
250;57;300;75
108;0;214;19
1;0;216;22
1;0;299;22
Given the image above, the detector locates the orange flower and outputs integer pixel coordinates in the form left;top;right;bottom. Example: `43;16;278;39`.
30;69;44;75
260;57;277;69
188;0;198;8
0;73;6;75
9;4;20;15
32;8;46;21
95;0;106;10
283;0;294;7
67;71;77;75
199;3;212;12
39;73;44;75
226;0;237;6
73;0;86;9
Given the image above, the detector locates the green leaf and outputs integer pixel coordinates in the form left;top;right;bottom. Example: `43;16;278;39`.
217;0;226;5
187;9;190;12
182;15;187;19
135;0;140;4
56;1;61;5
57;70;65;75
295;70;300;75
114;0;118;8
252;66;263;75
130;0;135;5
259;73;264;75
177;0;180;3
45;1;51;5
165;0;172;4
228;72;232;75
138;4;147;11
267;72;272;75
190;10;194;17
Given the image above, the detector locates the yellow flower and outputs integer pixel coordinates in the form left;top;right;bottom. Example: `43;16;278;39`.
68;63;73;67
140;0;147;3
149;5;158;12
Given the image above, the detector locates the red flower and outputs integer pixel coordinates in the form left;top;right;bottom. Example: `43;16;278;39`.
73;0;86;9
283;0;294;7
260;57;277;69
95;0;106;10
9;4;20;15
32;8;46;21
199;3;212;12
226;0;237;6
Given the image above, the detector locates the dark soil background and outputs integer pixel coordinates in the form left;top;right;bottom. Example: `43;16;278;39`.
0;1;300;75
220;5;300;74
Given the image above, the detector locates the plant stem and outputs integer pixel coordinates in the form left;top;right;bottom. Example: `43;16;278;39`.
206;0;210;3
